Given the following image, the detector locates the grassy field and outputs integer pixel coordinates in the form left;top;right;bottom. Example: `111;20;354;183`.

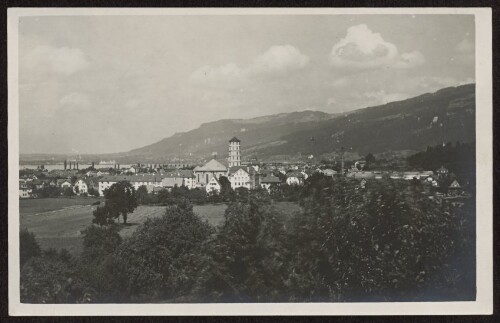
20;199;229;255
19;196;103;215
20;198;299;256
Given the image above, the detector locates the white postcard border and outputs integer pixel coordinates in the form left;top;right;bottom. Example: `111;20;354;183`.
7;7;493;316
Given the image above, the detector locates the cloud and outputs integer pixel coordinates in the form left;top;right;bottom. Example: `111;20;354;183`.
190;45;309;88
251;45;310;74
329;24;425;70
59;92;91;111
25;45;90;76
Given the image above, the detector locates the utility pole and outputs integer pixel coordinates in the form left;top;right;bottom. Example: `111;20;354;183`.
340;146;345;176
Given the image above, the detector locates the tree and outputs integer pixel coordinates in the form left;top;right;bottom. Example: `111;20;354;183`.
203;198;288;302
77;225;127;302
136;185;149;205
21;250;87;303
103;181;137;224
365;152;376;164
63;187;75;197
20;229;41;267
92;205;116;227
88;187;100;197
219;176;235;201
115;204;214;302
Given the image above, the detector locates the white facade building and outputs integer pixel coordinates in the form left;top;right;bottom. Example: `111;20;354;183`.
73;179;88;195
206;176;221;193
229;167;251;189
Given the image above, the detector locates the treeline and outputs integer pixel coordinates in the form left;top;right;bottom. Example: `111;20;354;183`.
407;142;475;183
31;186;100;198
20;175;475;303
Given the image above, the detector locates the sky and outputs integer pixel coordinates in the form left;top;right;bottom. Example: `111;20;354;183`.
18;14;475;154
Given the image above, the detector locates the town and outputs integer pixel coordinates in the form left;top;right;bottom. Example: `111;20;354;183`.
19;136;470;203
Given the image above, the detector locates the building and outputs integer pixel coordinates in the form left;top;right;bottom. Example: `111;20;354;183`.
129;175;163;192
59;180;72;190
260;175;281;192
228;137;241;167
161;177;184;191
286;172;305;185
322;169;338;177
193;159;228;186
73;179;89;195
228;166;252;189
206;176;221;193
161;169;197;189
19;181;32;198
98;175;131;196
436;166;449;178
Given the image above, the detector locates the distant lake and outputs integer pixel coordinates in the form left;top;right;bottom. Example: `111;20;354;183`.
20;164;133;171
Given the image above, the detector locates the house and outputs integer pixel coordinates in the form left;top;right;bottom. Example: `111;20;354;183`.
206;176;221;193
19;181;32;198
228;166;257;190
161;177;184;191
360;178;367;189
322;169;338;177
57;179;72;189
354;160;366;170
98;175;131;196
129;175;162;192
448;179;463;196
30;179;44;190
96;170;109;176
260;175;281;192
86;170;99;177
401;171;433;180
286;172;305;185
436;166;449;178
73;179;89;195
193;159;228;186
160;170;196;189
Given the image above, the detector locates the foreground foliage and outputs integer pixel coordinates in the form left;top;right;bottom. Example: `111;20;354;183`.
20;175;475;303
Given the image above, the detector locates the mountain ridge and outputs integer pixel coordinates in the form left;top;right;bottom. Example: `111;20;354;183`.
120;84;474;162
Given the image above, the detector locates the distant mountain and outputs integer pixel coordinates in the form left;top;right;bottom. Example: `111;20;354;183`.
117;110;339;162
115;84;474;163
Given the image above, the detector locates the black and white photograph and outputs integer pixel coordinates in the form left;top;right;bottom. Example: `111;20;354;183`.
7;7;493;316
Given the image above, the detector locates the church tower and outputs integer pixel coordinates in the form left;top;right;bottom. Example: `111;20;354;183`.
228;137;241;167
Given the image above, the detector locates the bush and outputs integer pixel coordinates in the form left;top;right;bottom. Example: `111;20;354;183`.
21;250;87;303
115;204;214;302
286;177;474;301
20;229;41;268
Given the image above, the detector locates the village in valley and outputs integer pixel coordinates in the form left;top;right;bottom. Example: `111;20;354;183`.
19;136;471;204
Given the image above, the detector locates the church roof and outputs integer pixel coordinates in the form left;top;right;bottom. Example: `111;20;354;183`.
260;176;281;184
194;159;228;172
229;136;241;143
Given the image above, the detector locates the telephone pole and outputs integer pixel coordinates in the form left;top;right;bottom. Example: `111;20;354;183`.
340;146;345;176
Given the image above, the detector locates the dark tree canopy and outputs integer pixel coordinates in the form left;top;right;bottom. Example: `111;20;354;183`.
103;181;138;224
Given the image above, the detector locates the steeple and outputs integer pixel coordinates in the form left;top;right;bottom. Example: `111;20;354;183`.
228;137;241;167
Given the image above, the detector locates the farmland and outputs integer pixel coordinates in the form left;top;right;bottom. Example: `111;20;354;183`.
20;198;302;256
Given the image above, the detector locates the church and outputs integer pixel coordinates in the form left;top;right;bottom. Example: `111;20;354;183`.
193;136;258;190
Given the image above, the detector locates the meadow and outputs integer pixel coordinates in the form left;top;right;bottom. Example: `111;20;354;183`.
20;198;298;255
